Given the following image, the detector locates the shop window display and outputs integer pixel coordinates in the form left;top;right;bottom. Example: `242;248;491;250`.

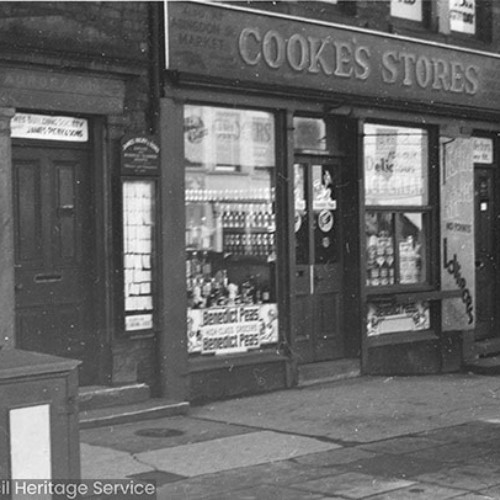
364;123;430;289
364;123;432;335
184;105;279;355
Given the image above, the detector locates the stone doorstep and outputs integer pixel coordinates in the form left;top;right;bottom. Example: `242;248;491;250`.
79;399;190;430
78;383;151;412
471;337;500;358
464;356;500;375
298;359;361;387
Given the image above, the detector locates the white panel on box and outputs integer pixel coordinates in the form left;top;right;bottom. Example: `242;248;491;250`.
10;404;52;480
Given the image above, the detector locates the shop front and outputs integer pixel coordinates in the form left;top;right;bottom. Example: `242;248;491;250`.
161;1;500;400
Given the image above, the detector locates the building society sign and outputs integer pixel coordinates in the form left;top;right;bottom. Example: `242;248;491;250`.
11;113;88;142
167;2;500;112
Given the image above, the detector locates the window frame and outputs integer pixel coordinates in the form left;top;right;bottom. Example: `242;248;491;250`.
363;120;437;295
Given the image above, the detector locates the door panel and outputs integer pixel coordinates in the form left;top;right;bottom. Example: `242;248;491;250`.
13;145;97;385
474;168;497;340
293;159;343;363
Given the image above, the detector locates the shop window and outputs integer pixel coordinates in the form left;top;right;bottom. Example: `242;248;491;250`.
390;0;433;30
444;0;491;41
449;0;476;34
390;0;424;22
364;123;430;288
184;105;279;356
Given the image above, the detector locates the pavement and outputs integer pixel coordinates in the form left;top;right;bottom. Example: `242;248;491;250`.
80;372;500;499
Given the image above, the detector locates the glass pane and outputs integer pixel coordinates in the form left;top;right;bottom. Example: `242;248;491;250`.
390;0;423;21
450;0;475;34
313;164;338;264
184;105;279;356
366;212;395;287
397;212;426;285
364;124;428;206
123;180;155;332
294;163;308;265
184;105;275;170
293;117;326;152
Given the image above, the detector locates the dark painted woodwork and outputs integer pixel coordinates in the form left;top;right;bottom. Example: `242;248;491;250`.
293;157;344;364
13;143;97;386
474;166;497;340
158;97;189;400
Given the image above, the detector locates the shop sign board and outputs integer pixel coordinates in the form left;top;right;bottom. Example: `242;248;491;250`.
121;135;160;175
187;303;279;355
367;301;430;336
166;1;500;113
11;113;88;142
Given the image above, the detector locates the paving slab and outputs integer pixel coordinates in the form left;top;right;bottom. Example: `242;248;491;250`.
80;443;154;480
80;415;255;454
365;483;471;499
290;471;415;499
136;430;341;477
155;460;336;500
192;375;500;443
416;463;500;491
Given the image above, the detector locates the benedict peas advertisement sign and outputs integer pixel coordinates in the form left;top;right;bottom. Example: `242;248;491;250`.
166;2;500;113
187;304;279;355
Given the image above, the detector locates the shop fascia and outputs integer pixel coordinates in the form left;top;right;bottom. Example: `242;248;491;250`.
239;27;479;95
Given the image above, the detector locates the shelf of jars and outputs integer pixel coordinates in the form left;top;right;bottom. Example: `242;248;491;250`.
186;188;275;204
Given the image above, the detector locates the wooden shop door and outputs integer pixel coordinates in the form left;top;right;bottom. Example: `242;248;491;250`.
293;158;344;363
474;166;497;341
13;143;97;385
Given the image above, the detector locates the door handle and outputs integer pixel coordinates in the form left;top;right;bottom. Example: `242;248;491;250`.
296;270;305;277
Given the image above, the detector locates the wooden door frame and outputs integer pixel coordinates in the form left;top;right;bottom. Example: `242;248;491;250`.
12;117;110;385
291;154;346;363
474;163;498;340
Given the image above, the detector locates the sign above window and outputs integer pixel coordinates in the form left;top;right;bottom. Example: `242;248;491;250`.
11;113;88;142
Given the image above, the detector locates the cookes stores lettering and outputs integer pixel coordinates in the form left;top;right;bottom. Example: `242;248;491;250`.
239;28;479;95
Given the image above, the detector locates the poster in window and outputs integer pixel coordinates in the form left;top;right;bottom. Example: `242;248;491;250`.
390;0;423;21
449;0;475;34
364;125;428;206
184;106;275;169
440;137;475;331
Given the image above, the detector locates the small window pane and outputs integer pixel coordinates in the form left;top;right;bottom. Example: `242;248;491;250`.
313;164;338;264
366;212;395;287
391;0;423;21
294;163;309;265
397;213;426;285
293;117;326;152
450;0;475;34
364;124;428;206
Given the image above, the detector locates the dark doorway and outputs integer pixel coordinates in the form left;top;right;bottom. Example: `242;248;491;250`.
13;143;97;385
293;157;344;363
474;166;497;341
